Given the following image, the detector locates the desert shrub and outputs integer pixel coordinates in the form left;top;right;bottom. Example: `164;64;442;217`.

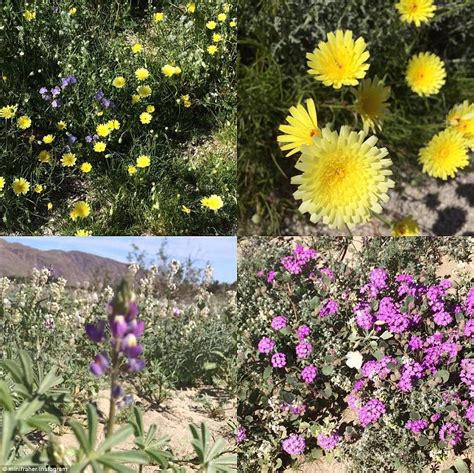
238;0;474;234
237;237;473;472
0;0;237;235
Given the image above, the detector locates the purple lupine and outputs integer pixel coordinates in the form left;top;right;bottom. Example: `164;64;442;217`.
300;364;317;383
319;299;339;318
317;432;341;450
281;434;305;455
90;352;110;376
439;422;463;446
271;352;287;368
258;337;275;354
296;324;311;340
51;86;61;97
235;426;247;444
95;90;105;100
358;399;386;427
271;315;287;330
295;341;312;359
405;419;428;434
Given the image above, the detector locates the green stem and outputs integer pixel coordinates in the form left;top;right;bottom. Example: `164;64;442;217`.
106;350;119;439
372;212;392;228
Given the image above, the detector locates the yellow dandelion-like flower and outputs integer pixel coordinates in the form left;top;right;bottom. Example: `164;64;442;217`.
174;66;182;75
208;45;218;55
406;52;446;96
0;105;17;119
140;112;152;125
230;20;237;28
17;115;32;130
128;165;137;175
76;229;92;236
137;85;152;98
217;13;227;22
132;94;141;104
447;100;474;150
57;120;67;130
213;33;222;43
162;64;181;77
201;195;224;211
107;119;121;131
34;184;44;194
96;123;111;137
418;128;469;180
181;205;191;214
291;126;394;229
0;177;5;191
206;21;217;30
135;68;150;81
146;105;156;113
224;3;231;13
47;202;53;210
69;7;77;15
392;216;421;237
277;98;320;157
23;10;36;21
136;155;151;168
94;142;107;153
38;150;51;163
307;30;370;89
180;95;191;108
353;76;391;132
187;2;196;13
153;12;164;22
395;0;437;27
70;201;91;221
12;178;30;196
112;76;126;88
61;152;77;167
81;162;92;173
43;134;55;144
131;43;143;54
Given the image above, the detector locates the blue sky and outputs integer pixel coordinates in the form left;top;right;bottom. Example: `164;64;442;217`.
2;237;237;283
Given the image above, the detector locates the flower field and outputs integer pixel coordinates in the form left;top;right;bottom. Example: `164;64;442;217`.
0;0;236;235
237;237;473;472
239;0;474;236
0;255;237;470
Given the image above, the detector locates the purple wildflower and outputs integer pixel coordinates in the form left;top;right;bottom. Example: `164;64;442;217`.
359;399;386;427
258;337;275;354
466;405;474;423
281;434;305;455
295;341;312;359
405;419;428;434
300;365;317;383
271;353;287;368
439;422;463;446
319;299;339;317
267;271;276;283
317;432;340;450
271;315;287;331
433;311;453;327
236;426;247;444
296;324;311;340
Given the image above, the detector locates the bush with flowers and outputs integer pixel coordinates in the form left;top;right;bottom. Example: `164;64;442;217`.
239;0;474;236
0;0;236;235
237;237;473;472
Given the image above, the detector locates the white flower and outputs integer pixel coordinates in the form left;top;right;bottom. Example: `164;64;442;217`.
346;351;363;370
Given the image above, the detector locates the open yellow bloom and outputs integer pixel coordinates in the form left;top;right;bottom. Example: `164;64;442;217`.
0;105;17;119
43;134;55;144
137;85;152;97
392;216;421;237
447;100;474;150
34;184;44;194
96;123;111;137
395;0;436;27
17;116;32;130
131;43;143;54
128;165;137;175
81;162;92;173
201;195;224;211
162;64;181;77
217;13;227;22
135;68;150;81
76;229;92;236
94;142;107;153
112;76;126;88
406;52;446;96
38;150;51;163
47;202;53;210
208;45;218;55
186;2;196;13
69;7;77;15
180;95;191;108
353;76;391;132
61;152;77;167
57;121;67;130
136;155;151;168
0;177;5;191
230;21;237;28
140;112;152;124
12;178;30;196
419;128;469;180
307;30;370;89
107;119;121;131
70;201;91;221
206;21;217;30
277;98;319;157
146;105;156;113
132;94;141;104
213;33;222;43
292;126;394;229
153;12;164;22
23;10;36;21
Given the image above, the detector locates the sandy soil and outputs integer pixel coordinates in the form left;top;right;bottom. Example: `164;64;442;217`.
56;387;235;465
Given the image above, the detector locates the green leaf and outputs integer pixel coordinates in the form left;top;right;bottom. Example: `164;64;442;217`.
145;447;172;467
100;450;149;464
322;365;334;375
409;411;421;420
96;457;136;473
454;459;469;473
417;436;429;446
15;398;44;421
380;331;393;340
99;425;133;452
0;380;15;412
1;360;24;384
438;370;450;383
263;366;272;381
70;419;90;454
132;406;144;437
203;362;218;370
87;403;98;451
26;413;59;432
0;411;16;464
37;367;62;394
18;351;34;387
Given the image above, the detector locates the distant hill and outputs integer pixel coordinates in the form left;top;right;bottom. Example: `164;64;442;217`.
0;239;130;286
